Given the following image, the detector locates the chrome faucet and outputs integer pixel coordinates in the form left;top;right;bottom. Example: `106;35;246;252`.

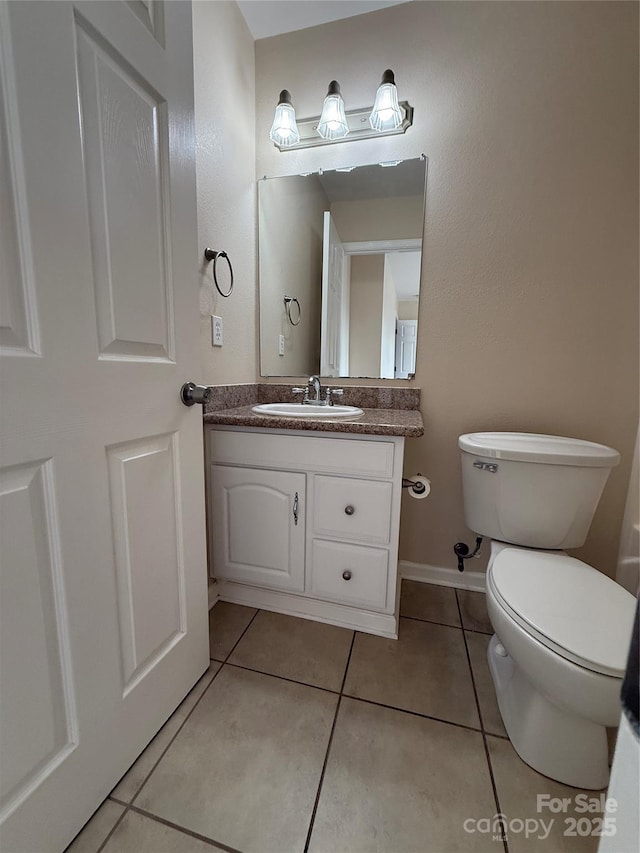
291;376;344;406
308;375;322;402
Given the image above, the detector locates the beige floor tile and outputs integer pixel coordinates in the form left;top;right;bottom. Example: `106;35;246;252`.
308;697;498;853
400;579;461;627
208;601;257;660
228;610;353;691
136;665;337;853
488;736;606;853
65;800;124;853
102;810;226;852
465;631;507;737
458;589;493;633
344;617;480;728
111;663;221;803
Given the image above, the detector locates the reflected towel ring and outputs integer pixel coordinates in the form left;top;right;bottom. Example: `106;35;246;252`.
204;248;234;298
283;296;301;326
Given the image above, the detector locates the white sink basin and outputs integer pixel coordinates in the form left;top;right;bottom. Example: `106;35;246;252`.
252;403;364;419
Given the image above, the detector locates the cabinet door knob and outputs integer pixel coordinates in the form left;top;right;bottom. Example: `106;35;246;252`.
342;570;352;581
344;505;355;516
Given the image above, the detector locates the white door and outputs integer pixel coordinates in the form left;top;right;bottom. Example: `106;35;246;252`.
0;3;208;851
212;465;306;592
395;320;418;378
320;212;349;377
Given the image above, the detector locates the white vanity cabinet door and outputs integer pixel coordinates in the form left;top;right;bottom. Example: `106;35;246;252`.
211;465;305;592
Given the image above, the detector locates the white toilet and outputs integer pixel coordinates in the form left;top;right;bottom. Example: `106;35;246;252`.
459;432;636;789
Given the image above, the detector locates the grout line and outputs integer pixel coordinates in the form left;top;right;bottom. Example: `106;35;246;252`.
303;631;356;853
126;803;242;852
341;693;486;735
222;659;340;695
455;590;510;853
400;613;464;630
216;608;260;664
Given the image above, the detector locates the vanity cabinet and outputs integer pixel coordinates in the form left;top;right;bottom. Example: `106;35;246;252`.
206;425;406;637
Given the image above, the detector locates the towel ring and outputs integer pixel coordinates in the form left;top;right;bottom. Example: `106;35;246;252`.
204;248;234;298
284;296;301;326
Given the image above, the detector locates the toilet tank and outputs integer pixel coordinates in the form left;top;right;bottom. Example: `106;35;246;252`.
459;433;620;549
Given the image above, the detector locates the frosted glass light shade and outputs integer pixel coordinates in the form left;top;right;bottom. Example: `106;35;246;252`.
269;90;300;147
317;81;349;141
369;69;403;131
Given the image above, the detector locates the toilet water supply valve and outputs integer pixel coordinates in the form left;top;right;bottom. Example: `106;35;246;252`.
454;537;483;572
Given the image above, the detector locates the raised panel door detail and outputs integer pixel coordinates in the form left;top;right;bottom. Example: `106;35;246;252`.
75;20;174;362
0;11;39;357
126;1;165;47
0;460;76;821
311;539;389;610
212;465;305;592
107;433;186;695
313;475;393;545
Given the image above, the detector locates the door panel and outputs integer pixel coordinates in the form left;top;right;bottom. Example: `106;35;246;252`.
75;15;174;362
107;433;186;694
0;2;207;850
0;460;76;820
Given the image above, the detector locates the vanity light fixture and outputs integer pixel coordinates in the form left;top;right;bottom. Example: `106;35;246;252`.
269;89;300;148
369;69;404;131
268;69;413;152
317;81;349;141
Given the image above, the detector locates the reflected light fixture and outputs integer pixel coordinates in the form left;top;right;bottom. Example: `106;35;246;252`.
269;69;413;151
316;81;349;141
269;89;300;148
369;69;404;131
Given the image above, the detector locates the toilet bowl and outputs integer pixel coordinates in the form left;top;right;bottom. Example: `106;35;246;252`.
485;542;635;789
458;432;635;788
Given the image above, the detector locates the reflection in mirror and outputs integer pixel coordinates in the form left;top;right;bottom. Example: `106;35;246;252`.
259;157;427;379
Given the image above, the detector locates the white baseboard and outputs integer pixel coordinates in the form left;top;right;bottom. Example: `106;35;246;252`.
399;560;486;593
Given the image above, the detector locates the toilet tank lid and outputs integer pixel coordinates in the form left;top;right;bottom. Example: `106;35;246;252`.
491;550;636;676
458;432;620;467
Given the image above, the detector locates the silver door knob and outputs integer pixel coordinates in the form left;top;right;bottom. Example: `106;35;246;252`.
180;382;210;407
344;505;355;516
342;570;352;581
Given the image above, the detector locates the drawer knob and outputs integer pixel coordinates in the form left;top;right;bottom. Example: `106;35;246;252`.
344;505;355;516
342;570;352;581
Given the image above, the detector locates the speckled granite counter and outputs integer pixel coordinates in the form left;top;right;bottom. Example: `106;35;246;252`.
202;382;424;437
203;404;423;438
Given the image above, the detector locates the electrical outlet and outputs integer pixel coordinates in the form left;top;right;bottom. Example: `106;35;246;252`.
278;334;285;356
212;315;223;347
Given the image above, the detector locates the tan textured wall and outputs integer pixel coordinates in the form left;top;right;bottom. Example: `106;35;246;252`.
259;175;327;375
330;196;424;243
255;1;639;576
193;0;257;384
398;301;419;321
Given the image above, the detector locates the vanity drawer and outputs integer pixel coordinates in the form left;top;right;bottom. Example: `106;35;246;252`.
313;475;392;544
311;539;389;610
209;429;395;479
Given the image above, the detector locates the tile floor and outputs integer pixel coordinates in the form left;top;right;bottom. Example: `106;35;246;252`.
68;582;610;853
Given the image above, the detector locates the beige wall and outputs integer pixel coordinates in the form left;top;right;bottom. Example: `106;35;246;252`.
398;300;419;321
193;0;257;384
254;1;639;576
330;196;424;243
349;255;385;377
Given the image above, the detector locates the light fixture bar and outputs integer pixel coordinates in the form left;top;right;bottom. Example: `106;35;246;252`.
272;101;413;151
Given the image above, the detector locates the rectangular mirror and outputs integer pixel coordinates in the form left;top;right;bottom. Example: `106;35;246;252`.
258;156;427;379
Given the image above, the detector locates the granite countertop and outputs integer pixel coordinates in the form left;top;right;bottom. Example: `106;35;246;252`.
203;404;424;438
201;383;424;437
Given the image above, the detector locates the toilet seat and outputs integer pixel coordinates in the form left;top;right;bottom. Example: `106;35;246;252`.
488;549;635;678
